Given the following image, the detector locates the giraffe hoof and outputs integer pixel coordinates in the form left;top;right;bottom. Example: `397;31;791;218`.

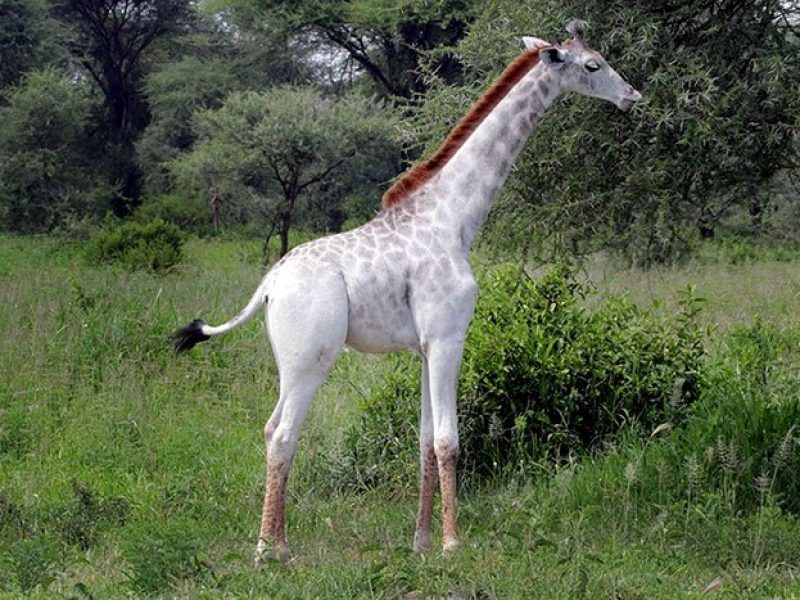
413;534;431;554
442;538;460;554
254;541;292;566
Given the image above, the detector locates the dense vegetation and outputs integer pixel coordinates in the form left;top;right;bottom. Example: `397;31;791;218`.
2;0;800;597
335;265;705;489
0;0;797;262
2;236;800;597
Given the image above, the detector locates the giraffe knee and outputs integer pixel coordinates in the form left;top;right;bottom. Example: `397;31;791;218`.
268;425;299;464
434;435;459;461
264;420;278;445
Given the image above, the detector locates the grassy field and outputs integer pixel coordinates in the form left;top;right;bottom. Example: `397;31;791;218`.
1;234;800;598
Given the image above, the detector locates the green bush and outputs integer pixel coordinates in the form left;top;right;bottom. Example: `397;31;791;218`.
51;481;130;550
682;320;800;513
333;265;705;489
135;194;211;234
0;537;61;594
85;218;185;272
122;517;210;595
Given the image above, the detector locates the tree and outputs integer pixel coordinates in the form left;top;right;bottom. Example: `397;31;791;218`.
52;0;194;209
408;1;800;263
172;86;399;256
0;69;107;232
136;14;311;198
0;0;65;94
136;57;241;196
231;0;480;99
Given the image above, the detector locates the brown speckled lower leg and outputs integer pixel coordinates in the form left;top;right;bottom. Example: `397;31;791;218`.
436;444;458;550
259;459;286;543
414;445;437;550
273;470;289;548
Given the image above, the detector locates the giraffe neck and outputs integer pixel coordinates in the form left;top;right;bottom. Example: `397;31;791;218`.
429;63;559;249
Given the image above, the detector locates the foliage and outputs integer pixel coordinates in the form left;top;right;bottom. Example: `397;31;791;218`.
0;0;65;93
409;1;800;264
693;234;800;265
172;85;399;255
52;0;196;209
0;68;108;233
235;0;481;99
2;236;800;596
85;218;185;272
334;264;705;489
134;193;212;234
137;57;242;196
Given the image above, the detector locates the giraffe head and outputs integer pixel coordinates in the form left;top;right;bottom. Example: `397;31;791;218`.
523;19;642;112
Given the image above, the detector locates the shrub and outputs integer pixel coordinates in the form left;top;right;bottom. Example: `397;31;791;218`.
51;481;130;550
0;537;61;594
122;517;210;595
0;68;107;233
85;218;184;272
681;320;800;513
134;194;211;235
333;264;705;490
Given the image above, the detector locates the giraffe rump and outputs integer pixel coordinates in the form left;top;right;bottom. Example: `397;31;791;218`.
381;48;543;210
173;319;211;353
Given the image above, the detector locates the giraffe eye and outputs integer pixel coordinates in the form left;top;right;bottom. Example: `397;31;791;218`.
585;60;601;72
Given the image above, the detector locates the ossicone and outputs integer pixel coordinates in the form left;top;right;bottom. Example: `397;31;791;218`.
566;19;587;42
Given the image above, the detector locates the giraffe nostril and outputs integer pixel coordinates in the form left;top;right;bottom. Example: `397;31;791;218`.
625;85;642;101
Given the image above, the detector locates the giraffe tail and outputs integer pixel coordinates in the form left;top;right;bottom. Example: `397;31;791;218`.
173;279;269;354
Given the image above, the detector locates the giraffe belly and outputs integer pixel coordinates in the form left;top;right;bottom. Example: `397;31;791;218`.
345;304;419;354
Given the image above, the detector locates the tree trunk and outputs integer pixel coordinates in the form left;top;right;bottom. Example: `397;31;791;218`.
698;212;715;240
748;187;766;230
279;201;294;257
261;220;277;265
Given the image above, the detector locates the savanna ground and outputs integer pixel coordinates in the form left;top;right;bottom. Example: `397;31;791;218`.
2;234;800;598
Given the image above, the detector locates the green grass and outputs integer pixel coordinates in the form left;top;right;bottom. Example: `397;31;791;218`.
1;234;799;598
581;248;800;331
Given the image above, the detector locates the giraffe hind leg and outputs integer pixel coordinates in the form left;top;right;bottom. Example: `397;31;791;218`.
255;272;348;563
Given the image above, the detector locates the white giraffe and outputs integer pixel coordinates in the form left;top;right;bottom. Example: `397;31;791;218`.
174;19;642;561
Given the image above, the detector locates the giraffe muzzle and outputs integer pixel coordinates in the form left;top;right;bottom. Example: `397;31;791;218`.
617;88;642;112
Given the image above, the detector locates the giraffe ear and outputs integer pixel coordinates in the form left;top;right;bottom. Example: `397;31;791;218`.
540;47;570;69
522;36;551;51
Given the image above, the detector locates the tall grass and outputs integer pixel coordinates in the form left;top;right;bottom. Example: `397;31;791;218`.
1;234;799;597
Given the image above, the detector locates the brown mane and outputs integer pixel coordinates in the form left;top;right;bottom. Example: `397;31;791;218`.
381;48;542;209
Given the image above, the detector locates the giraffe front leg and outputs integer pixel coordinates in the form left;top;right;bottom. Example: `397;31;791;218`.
414;358;437;553
436;441;459;553
427;338;464;554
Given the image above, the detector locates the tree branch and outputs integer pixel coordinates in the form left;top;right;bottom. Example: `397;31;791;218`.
296;152;354;193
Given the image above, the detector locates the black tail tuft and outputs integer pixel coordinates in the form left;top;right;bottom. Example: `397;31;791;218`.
173;319;211;353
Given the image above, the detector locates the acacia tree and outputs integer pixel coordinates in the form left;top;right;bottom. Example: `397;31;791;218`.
172;86;399;256
0;0;65;94
136;57;241;196
409;0;800;263
52;0;193;208
0;69;106;231
136;13;311;199
232;0;480;99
